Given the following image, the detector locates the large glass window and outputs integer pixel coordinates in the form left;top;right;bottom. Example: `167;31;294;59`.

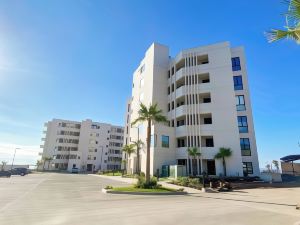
240;138;251;156
233;76;243;90
161;135;169;148
231;57;241;71
236;95;246;111
243;162;253;175
238;116;248;133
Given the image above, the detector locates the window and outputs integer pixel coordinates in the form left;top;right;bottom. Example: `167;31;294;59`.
140;78;144;87
233;76;243;90
203;117;212;124
139;93;144;101
206;138;214;147
94;157;96;160
243;162;253;175
177;138;185;147
232;57;241;71
238;116;248;133
139;64;145;74
236;95;246;111
161;135;169;148
240;138;251;156
203;97;211;103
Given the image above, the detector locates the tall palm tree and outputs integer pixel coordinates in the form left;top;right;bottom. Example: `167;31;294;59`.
132;139;144;175
122;144;135;174
267;0;300;44
214;147;232;177
132;103;168;184
187;147;201;176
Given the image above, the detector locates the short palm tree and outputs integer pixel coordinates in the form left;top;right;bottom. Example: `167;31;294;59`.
132;139;144;175
1;161;7;171
42;156;53;171
214;147;232;177
267;0;300;44
122;144;135;174
36;160;43;171
187;147;201;176
132;103;168;184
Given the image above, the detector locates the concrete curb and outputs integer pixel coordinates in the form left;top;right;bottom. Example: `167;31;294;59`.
102;188;187;195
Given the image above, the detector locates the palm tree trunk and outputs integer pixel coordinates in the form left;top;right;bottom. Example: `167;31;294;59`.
146;119;151;184
136;148;140;175
223;157;226;176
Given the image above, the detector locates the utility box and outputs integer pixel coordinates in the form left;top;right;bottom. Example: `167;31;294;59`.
169;165;187;179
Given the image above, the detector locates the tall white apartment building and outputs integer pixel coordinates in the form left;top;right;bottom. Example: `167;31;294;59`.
124;42;260;177
41;119;124;172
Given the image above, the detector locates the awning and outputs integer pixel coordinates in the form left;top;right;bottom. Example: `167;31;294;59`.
280;155;300;162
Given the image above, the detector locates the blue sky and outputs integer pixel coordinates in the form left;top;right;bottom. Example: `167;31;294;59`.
0;0;299;167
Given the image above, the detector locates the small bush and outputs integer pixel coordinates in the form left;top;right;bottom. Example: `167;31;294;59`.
177;188;184;192
135;175;158;189
105;185;113;189
140;172;145;177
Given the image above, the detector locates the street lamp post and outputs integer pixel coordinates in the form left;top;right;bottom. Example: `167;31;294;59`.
11;148;20;176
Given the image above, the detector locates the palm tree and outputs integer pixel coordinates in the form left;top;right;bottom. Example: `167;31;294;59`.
47;157;53;170
132;139;144;175
122;144;135;174
267;0;300;44
272;160;280;172
36;160;43;171
42;156;52;171
214;147;232;177
132;103;168;184
187;147;201;176
1;161;7;171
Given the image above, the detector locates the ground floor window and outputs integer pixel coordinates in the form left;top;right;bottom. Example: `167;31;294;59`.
243;162;253;175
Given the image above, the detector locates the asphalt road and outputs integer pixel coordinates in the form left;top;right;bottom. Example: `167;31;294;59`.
0;173;299;225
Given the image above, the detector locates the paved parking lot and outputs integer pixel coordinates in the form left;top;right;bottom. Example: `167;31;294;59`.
0;173;299;225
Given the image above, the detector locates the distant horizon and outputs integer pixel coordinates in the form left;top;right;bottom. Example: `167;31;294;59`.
0;0;299;168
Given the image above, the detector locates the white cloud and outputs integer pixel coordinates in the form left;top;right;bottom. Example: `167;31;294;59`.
0;143;41;165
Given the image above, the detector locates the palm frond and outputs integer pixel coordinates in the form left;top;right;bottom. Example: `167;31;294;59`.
131;116;147;126
267;27;300;42
214;147;232;159
286;0;300;21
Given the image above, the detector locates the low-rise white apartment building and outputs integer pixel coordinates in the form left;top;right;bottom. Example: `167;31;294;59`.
41;119;124;172
124;42;260;177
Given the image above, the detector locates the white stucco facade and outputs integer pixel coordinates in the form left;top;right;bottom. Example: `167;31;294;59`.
41;119;124;172
123;42;260;177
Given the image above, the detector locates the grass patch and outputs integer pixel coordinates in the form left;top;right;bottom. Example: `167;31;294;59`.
102;172;122;176
111;186;177;193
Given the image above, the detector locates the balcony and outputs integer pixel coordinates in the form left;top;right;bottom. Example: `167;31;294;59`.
40;145;44;148
176;147;188;158
175;86;186;99
175;126;187;138
175;105;186;118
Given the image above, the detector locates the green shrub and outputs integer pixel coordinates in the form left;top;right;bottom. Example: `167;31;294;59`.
135;175;158;189
105;185;113;189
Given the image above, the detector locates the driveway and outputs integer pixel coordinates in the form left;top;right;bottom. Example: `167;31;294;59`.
0;173;299;225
